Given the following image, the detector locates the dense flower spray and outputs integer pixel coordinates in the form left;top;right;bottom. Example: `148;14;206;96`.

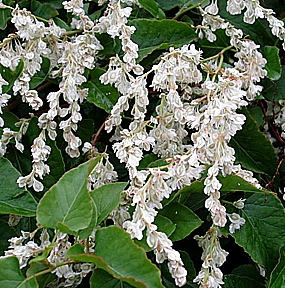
0;0;281;287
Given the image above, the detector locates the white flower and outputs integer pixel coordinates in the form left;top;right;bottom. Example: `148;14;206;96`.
233;198;246;209
227;213;246;233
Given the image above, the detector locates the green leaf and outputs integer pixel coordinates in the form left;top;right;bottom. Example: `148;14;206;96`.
177;180;206;211
90;269;134;288
0;111;20;136
90;182;128;224
224;274;265;288
156;0;209;11
156;0;181;11
36;0;63;9
66;243;85;257
0;216;36;255
0;257;38;288
249;107;264;127
138;0;166;19
178;174;265;211
229;108;278;176
262;66;285;101
218;174;264;194
130;19;197;61
0;157;37;216
0;61;24;94
138;154;159;170
71;226;164;288
0;0;14;30
29;57;50;89
263;46;281;81
26;262;56;288
85;68;120;113
231;264;265;284
78;200;98;240
31;0;58;19
268;246;285;288
228;193;285;277
37;157;101;232
159;202;202;241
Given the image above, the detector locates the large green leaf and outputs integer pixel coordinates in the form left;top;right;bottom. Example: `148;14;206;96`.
224;274;265;288
263;46;281;81
231;264;265;284
178;174;267;211
130;19;197;61
31;0;58;19
90;182;128;224
37;157;100;232
0;257;38;288
159;202;202;241
138;0;166;19
229;108;278;176
85;68;120;113
0;61;24;94
268;246;285;288
0;157;37;216
90;269;134;288
29;57;50;89
228;193;285;277
71;226;164;288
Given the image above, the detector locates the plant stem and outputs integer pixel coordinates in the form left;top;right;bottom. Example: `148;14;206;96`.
24;260;75;282
173;0;206;20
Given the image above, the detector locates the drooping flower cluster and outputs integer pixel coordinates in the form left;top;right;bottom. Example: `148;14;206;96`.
194;227;229;287
17;129;51;192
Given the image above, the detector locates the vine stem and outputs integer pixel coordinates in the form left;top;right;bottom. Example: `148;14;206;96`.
92;117;109;147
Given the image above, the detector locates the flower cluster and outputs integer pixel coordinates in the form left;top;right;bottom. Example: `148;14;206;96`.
17;129;51;192
194;227;229;287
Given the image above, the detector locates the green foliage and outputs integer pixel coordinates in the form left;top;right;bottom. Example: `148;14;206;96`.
159;202;203;242
130;19;197;61
229;108;278;176
227;192;285;277
90;182;128;224
0;157;37;216
85;68;120;113
0;257;38;288
268;246;285;288
0;61;24;94
37;158;100;232
71;226;164;288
